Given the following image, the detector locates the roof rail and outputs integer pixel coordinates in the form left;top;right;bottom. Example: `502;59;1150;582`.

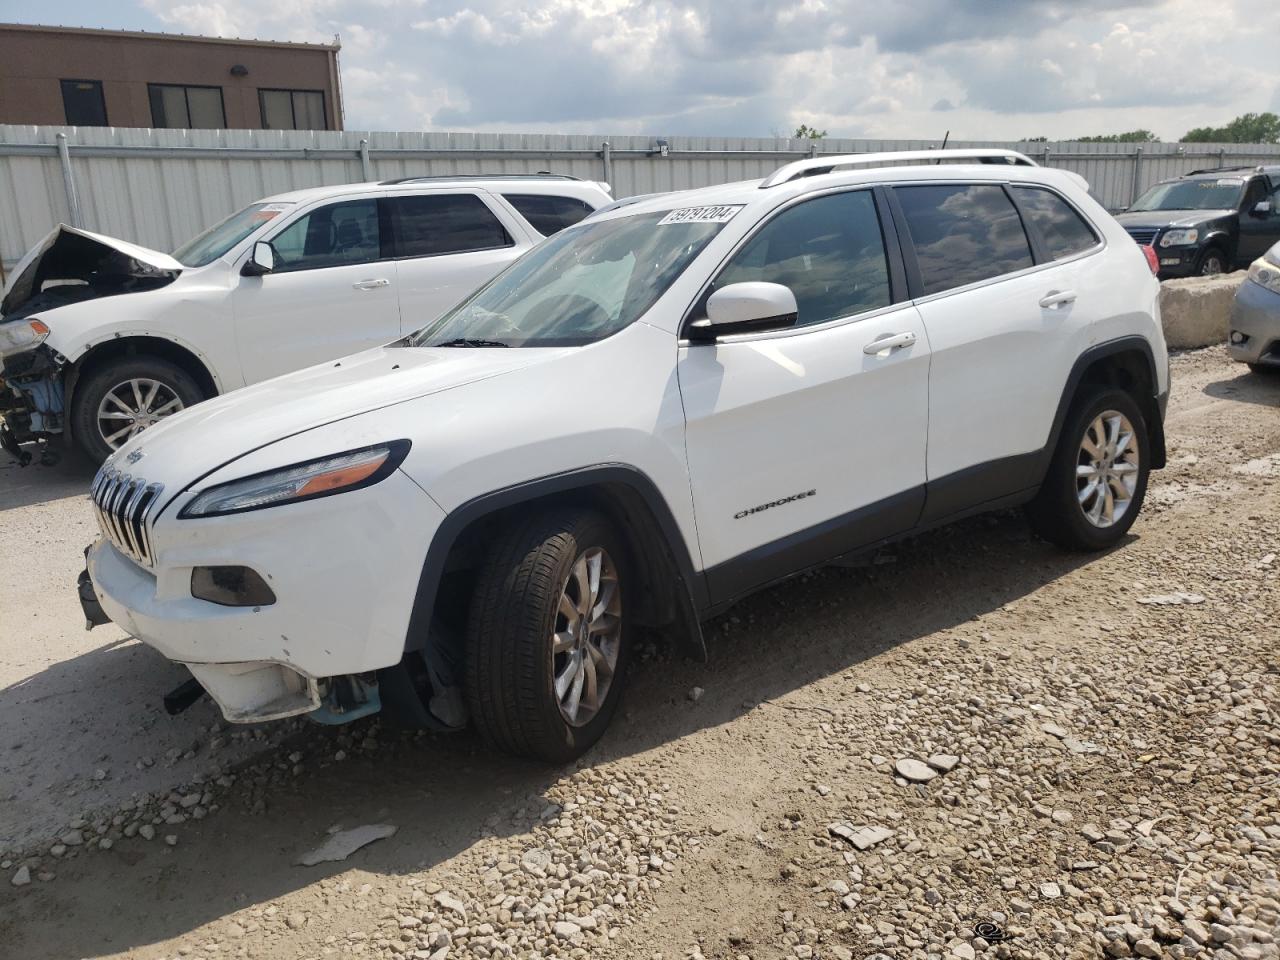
379;173;585;185
759;149;1038;189
1185;165;1261;176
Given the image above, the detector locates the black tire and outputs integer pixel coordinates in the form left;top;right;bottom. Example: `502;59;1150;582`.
1025;386;1150;551
1247;363;1279;376
71;356;205;464
1196;246;1227;276
465;509;630;763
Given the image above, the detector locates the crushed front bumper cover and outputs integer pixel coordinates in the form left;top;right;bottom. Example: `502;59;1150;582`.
0;346;66;461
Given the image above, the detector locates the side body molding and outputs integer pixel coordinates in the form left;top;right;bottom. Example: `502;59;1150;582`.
404;464;709;662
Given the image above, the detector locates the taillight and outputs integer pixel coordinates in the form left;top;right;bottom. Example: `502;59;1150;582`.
1141;245;1160;276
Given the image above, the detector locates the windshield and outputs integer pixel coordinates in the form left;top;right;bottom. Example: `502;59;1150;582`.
1129;178;1245;213
407;208;735;348
172;202;294;267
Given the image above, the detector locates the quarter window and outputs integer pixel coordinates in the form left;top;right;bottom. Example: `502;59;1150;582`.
268;199;382;272
713;190;891;328
503;194;596;236
148;84;226;129
259;89;327;130
1011;186;1099;261
895;184;1034;296
386;194;512;258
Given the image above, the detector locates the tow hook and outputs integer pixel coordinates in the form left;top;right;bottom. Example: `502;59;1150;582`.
163;677;207;716
76;564;111;630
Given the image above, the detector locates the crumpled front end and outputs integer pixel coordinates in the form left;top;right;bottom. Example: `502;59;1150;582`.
0;343;66;463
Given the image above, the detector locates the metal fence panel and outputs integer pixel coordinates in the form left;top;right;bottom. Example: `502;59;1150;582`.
2;124;1278;277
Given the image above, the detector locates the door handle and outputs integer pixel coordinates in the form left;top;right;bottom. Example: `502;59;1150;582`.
863;331;917;355
1038;289;1077;309
352;278;390;290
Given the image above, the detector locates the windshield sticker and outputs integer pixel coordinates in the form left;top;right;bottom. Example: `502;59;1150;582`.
1213;179;1244;187
658;205;743;226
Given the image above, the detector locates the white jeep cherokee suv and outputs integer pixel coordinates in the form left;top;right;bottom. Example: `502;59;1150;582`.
81;150;1169;762
0;175;610;463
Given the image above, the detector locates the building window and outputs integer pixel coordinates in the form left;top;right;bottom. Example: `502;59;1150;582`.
61;79;108;126
259;89;327;130
148;84;226;129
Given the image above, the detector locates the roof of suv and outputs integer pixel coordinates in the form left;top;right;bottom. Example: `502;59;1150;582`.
1178;165;1280;180
590;149;1085;223
259;175;611;207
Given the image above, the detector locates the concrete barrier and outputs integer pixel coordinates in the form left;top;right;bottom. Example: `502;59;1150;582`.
1159;273;1247;349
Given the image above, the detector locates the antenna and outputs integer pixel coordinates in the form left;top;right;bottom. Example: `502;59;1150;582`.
936;130;950;164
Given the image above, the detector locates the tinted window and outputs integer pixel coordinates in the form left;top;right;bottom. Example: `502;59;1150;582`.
1011;186;1099;260
503;194;596;235
895;184;1034;296
388;194;512;257
714;191;890;328
260;89;327;130
269;200;381;272
61;79;107;126
148;84;226;128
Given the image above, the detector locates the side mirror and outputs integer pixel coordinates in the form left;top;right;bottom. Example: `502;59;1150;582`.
241;241;276;276
1253;200;1273;217
687;282;798;342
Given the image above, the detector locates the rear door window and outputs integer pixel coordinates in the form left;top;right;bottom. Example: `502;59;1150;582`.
713;190;891;328
1010;186;1099;261
503;194;596;236
269;199;382;272
894;184;1034;296
386;194;512;258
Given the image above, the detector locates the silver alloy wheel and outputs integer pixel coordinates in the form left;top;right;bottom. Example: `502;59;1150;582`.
1200;253;1224;276
551;546;621;727
1076;409;1140;528
96;378;185;450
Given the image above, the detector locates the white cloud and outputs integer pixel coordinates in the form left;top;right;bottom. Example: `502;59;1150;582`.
131;0;1280;140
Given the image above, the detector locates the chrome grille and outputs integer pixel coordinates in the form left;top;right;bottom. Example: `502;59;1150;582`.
1125;227;1160;246
91;468;164;567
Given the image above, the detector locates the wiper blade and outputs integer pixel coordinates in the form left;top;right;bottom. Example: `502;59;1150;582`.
433;338;510;348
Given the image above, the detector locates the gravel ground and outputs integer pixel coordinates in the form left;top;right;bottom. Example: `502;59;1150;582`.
0;346;1277;960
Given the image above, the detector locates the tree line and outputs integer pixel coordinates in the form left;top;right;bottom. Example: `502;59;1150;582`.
1022;112;1280;144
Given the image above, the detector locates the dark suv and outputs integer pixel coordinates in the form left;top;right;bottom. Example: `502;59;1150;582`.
1117;165;1280;279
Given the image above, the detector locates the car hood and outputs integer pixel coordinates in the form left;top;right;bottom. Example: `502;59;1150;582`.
1114;209;1233;230
0;225;183;320
109;343;562;480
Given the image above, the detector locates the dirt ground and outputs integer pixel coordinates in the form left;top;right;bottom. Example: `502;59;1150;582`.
0;346;1277;960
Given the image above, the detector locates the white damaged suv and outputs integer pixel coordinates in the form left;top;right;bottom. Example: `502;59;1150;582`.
0;175;609;463
81;150;1169;762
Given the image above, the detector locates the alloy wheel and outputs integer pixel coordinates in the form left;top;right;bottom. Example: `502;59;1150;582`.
551;546;621;727
1200;254;1224;276
1076;410;1141;528
96;378;185;450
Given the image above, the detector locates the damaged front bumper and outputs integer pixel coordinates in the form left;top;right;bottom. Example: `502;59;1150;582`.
0;345;66;460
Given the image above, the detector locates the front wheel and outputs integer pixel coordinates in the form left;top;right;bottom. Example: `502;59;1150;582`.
71;357;204;463
1197;247;1227;276
465;509;630;763
1025;386;1151;551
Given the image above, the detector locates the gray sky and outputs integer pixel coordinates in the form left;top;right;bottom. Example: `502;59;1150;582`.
15;0;1280;139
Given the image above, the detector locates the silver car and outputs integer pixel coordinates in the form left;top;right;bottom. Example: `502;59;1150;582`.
1228;240;1280;373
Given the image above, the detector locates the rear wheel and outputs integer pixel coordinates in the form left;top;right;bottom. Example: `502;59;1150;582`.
1026;386;1150;551
465;509;629;763
72;357;204;463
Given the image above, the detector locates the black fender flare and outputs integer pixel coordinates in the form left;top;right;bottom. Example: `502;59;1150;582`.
402;464;709;664
1039;335;1167;479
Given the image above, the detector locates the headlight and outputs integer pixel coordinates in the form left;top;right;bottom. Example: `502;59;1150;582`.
0;318;50;359
1160;229;1199;247
179;441;410;518
1247;257;1280;294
